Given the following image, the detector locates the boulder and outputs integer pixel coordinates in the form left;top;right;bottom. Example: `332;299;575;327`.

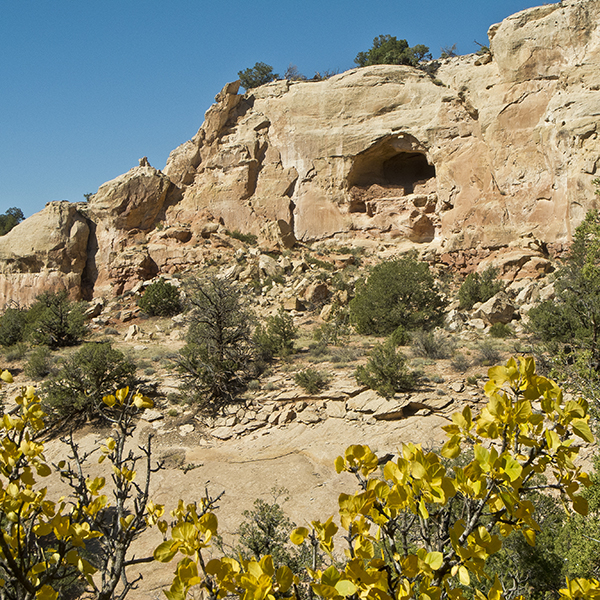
472;292;516;324
304;282;329;304
258;254;284;279
0;201;89;306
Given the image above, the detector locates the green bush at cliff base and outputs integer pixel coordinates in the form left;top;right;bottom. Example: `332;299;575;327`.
349;257;446;335
458;266;503;310
42;341;137;421
0;306;28;347
26;290;87;348
138;278;182;317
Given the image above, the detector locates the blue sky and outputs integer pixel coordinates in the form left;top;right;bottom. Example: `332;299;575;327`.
1;1;554;218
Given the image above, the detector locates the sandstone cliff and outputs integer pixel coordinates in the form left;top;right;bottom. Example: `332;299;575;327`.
2;0;600;304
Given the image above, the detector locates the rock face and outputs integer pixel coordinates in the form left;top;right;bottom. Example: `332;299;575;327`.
163;0;600;250
81;164;174;297
0;201;89;305
1;0;600;305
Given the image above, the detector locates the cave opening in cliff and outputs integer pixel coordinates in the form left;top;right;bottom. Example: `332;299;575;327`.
347;136;436;212
381;152;436;192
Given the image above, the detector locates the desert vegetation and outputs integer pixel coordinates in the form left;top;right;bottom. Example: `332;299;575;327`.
0;206;24;236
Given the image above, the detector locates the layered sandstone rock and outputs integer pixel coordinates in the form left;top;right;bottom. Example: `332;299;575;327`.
2;0;600;304
163;0;600;250
0;201;89;305
81;163;174;297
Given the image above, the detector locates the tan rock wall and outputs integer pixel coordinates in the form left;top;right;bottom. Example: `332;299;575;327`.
0;201;89;306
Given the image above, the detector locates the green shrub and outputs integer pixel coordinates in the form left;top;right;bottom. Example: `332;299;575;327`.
294;368;330;394
42;342;137;421
138;278;182;317
27;291;87;348
330;348;361;365
233;489;312;572
226;230;258;245
0;306;28;347
355;340;418;398
0;207;24;236
24;346;53;379
411;329;455;359
527;299;579;344
178;277;256;412
476;340;502;366
305;254;336;271
450;353;471;373
254;306;297;360
4;342;27;362
458;267;503;310
313;306;350;347
489;322;512;338
355;35;431;67
238;62;278;90
349;257;446;335
307;341;329;359
389;325;411;347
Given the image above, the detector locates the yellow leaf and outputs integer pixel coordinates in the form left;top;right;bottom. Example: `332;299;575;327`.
154;540;180;562
411;461;427;479
173;522;197;544
199;511;218;535
571;419;595;443
572;495;589;516
290;527;308;545
335;580;357;597
177;558;199;584
452;411;468;430
523;529;536;547
35;585;58;600
116;387;129;403
133;393;153;409
276;565;294;592
260;554;275;576
502;456;523;482
441;437;461;459
424;551;443;570
102;395;116;407
458;566;470;586
334;456;345;474
1;370;13;384
36;463;51;477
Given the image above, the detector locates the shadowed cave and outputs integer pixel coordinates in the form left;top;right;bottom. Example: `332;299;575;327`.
347;137;436;213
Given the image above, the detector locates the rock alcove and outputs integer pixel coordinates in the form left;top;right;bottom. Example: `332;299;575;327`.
347;135;436;214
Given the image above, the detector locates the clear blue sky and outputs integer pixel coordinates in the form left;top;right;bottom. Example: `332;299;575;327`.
1;0;554;218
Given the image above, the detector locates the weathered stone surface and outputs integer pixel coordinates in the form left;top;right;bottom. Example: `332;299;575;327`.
258;254;283;278
297;408;321;424
82;164;173;297
0;201;89;306
473;291;516;324
325;401;347;419
304;282;329;304
161;1;600;254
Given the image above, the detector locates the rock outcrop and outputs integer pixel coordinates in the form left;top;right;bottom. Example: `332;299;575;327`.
81;163;174;297
0;201;89;305
2;0;600;305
